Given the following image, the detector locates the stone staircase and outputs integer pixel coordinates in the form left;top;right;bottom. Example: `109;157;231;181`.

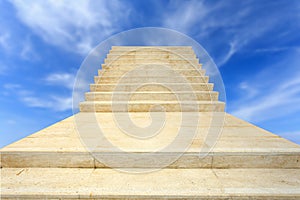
1;46;300;199
79;46;224;113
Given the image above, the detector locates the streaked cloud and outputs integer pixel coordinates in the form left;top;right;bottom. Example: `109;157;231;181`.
20;36;40;61
21;95;72;111
45;72;76;90
230;50;300;123
3;83;22;90
9;0;130;54
162;0;299;67
163;0;208;34
3;79;73;112
255;46;300;53
279;131;300;144
0;63;8;75
0;32;10;51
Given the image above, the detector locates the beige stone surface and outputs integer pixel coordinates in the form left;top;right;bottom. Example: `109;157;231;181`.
94;75;209;84
1;168;300;199
102;63;202;70
104;59;200;65
85;91;219;101
90;83;214;92
106;54;197;59
2;46;300;199
1;112;300;169
98;69;206;76
110;46;195;52
79;101;225;112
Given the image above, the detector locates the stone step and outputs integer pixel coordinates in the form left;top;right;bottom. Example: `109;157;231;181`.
2;168;300;199
2;151;300;169
102;63;202;70
85;91;219;101
1;113;300;169
104;58;199;65
110;50;195;55
98;69;206;77
111;46;193;50
90;83;214;92
94;76;209;84
110;46;194;53
106;54;197;59
108;51;195;54
79;101;225;112
105;57;198;62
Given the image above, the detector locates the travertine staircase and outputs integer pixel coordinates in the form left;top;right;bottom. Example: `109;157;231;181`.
79;46;224;112
1;46;300;199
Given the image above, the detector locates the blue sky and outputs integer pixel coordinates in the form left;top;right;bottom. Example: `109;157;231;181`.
0;0;300;147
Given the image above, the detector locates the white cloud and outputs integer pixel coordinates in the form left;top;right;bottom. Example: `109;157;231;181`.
0;32;10;51
278;131;300;144
255;46;300;53
20;37;40;61
4;80;73;112
20;72;78;111
0;63;8;75
217;41;238;66
232;82;300;122
9;0;129;54
3;83;22;90
51;95;73;111
6;119;17;125
238;81;259;99
22;96;53;108
230;51;300;123
163;0;208;34
21;95;72;111
162;1;294;67
45;72;76;90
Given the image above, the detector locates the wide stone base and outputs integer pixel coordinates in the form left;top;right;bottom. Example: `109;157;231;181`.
1;168;300;199
1;112;300;169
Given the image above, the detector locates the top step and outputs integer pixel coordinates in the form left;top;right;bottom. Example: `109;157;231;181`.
111;46;193;50
106;54;197;59
110;46;195;53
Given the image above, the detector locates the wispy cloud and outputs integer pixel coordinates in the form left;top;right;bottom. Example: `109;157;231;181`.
161;1;299;67
45;72;76;90
6;119;16;125
21;95;72;111
0;32;10;51
3;76;74;112
163;0;208;34
279;131;300;144
232;78;300;122
20;36;40;61
255;46;300;53
3;83;22;90
230;51;300;123
238;81;259;99
0;62;8;75
19;72;77;111
9;0;130;54
217;41;238;66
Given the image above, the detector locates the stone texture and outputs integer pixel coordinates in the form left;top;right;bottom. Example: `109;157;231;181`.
1;112;300;169
1;46;300;199
1;168;300;199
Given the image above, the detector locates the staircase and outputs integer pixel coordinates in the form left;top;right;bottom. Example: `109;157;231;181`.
1;46;300;199
79;46;224;112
